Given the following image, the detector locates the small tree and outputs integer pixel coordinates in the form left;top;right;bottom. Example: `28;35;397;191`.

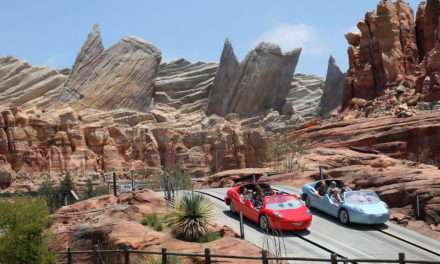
0;198;55;264
266;134;308;173
59;173;75;205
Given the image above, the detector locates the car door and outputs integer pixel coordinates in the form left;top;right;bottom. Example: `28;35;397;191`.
309;191;326;211
323;194;340;217
242;199;260;223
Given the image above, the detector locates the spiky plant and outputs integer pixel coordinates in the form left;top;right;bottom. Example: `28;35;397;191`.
166;193;214;242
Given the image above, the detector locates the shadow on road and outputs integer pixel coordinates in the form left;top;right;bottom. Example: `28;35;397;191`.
308;208;389;231
222;210;312;237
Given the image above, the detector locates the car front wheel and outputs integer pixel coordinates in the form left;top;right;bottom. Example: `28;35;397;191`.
338;209;350;225
259;215;270;232
230;201;236;214
304;195;312;208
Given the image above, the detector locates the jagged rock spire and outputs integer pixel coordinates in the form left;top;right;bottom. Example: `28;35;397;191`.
319;56;345;118
208;39;301;117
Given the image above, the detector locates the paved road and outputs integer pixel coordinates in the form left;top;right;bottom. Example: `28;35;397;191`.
198;187;440;263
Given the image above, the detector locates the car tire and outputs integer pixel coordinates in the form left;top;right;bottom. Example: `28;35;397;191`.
259;215;270;232
338;209;350;225
304;195;312;208
229;201;236;214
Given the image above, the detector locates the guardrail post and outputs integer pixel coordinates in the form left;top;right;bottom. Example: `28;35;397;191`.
131;170;135;192
112;171;118;197
161;248;167;264
205;248;211;264
330;253;337;264
124;245;130;264
239;210;245;240
92;244;99;264
261;250;269;264
399;252;405;264
67;247;72;264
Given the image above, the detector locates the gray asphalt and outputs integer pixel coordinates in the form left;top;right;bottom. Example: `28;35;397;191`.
198;186;440;263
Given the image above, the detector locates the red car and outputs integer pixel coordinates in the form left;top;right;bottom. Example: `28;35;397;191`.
225;183;312;231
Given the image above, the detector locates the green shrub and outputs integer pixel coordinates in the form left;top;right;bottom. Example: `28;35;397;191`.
166;193;213;242
197;231;221;243
141;214;164;231
0;198;55;264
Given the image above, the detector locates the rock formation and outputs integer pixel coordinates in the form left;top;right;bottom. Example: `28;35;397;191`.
344;0;419;107
343;0;440;111
0;105;268;192
285;74;324;120
61;26;161;112
0;57;67;107
319;56;345;117
292;110;440;167
207;40;301;117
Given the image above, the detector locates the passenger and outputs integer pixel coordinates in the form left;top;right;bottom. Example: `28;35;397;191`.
241;188;252;201
315;181;327;196
329;181;342;203
253;185;264;208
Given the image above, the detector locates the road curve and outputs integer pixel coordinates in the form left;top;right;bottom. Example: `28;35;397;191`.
198;187;440;262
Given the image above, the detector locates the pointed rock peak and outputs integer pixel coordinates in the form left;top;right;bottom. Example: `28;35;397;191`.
83;24;104;52
326;55;343;75
220;38;238;65
69;24;104;73
329;55;336;65
91;24;100;35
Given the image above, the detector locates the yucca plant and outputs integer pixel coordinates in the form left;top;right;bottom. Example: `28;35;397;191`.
166;193;214;242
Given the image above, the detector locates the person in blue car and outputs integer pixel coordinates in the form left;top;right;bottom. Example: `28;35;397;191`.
329;181;342;203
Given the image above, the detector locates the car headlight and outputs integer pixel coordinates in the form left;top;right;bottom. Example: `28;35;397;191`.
306;209;311;215
353;207;364;213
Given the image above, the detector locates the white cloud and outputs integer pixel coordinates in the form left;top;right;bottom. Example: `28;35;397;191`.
255;23;329;55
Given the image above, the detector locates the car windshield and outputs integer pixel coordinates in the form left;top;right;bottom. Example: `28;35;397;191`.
345;191;380;205
265;197;303;210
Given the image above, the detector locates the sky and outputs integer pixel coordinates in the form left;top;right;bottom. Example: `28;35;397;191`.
0;0;421;77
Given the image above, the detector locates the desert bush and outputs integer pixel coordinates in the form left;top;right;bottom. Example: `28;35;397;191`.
0;198;55;264
141;214;164;231
166;193;213;242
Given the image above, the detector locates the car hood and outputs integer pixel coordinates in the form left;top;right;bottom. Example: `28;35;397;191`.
346;202;389;214
271;206;311;221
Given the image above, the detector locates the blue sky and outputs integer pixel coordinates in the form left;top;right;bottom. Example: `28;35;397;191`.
0;0;421;76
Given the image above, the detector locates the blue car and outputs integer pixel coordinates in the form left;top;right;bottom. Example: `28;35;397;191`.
301;180;390;225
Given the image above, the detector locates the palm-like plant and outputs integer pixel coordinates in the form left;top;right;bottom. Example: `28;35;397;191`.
166;193;214;242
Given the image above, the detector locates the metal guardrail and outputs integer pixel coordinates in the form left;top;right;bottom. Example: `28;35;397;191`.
58;246;440;264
